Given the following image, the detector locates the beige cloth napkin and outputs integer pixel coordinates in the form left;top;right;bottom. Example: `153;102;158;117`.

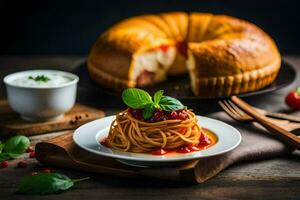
193;111;295;183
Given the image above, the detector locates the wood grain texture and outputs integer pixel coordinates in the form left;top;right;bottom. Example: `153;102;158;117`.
231;96;300;150
0;56;299;200
0;101;105;136
35;132;201;182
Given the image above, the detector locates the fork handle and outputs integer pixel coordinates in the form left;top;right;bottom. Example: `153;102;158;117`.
231;96;300;150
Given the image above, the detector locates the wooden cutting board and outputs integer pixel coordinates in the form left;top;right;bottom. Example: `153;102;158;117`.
0;100;105;137
35;132;199;182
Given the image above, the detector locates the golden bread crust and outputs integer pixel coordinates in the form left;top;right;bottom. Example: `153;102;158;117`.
188;14;281;97
87;12;281;97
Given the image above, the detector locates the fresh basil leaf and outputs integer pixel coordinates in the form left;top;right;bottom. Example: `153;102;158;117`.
159;96;185;111
122;88;152;109
0;135;29;161
8;152;23;158
0;152;22;161
3;135;30;155
0;153;12;161
0;142;5;153
153;90;164;106
297;87;300;96
17;173;74;195
142;104;155;120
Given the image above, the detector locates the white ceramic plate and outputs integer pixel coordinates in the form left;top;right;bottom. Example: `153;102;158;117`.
73;116;241;167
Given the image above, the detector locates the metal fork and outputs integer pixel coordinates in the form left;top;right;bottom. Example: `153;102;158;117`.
219;99;253;122
218;99;300;135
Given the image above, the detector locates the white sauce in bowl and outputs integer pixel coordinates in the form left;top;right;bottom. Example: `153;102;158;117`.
4;70;78;89
14;74;72;87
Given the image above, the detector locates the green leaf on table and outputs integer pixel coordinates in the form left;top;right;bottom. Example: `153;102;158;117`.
0;142;5;153
0;152;21;161
0;135;30;161
122;88;152;109
0;153;12;161
159;96;185;111
142;104;155;120
153;90;164;107
3;135;30;155
17;173;89;195
17;173;74;195
297;87;300;95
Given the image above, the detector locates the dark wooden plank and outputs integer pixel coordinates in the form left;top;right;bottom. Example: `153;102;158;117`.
0;160;299;200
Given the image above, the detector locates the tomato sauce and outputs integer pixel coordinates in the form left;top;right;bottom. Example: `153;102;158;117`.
151;129;217;155
158;44;170;52
151;148;169;155
156;41;188;57
176;41;188;58
100;139;107;146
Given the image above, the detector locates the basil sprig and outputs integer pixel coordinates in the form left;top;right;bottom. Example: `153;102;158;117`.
122;88;185;119
153;90;164;106
122;88;152;109
0;135;30;161
158;96;185;111
143;104;156;120
17;173;89;195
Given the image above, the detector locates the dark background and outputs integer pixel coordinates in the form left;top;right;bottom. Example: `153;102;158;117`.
1;0;300;55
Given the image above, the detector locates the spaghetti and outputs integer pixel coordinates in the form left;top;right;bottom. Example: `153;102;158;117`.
103;109;202;153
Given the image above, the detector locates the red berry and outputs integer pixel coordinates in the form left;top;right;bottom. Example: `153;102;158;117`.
169;111;178;119
31;172;38;176
42;168;51;173
285;91;300;110
128;108;143;120
29;151;36;158
26;146;34;153
148;109;189;122
0;161;8;168
150;110;163;122
178;112;188;120
17;160;27;168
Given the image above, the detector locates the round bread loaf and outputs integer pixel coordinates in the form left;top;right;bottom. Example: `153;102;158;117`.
87;12;281;98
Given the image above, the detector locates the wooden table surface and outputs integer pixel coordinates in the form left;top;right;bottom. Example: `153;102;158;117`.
0;56;299;200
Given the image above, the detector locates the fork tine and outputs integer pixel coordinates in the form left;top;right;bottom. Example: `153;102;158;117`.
223;100;247;119
219;99;254;122
218;100;243;121
227;100;248;117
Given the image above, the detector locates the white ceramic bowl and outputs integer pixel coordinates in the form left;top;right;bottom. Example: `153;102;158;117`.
4;70;79;121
